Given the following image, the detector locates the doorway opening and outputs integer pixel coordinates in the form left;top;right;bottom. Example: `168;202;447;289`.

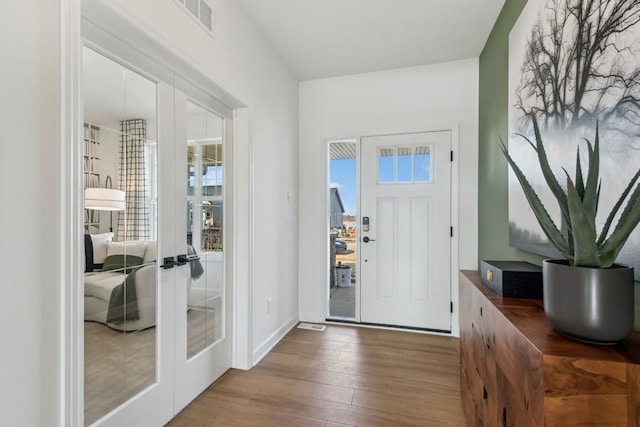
327;140;358;320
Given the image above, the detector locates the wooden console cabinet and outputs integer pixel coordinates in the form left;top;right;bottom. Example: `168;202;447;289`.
459;270;640;426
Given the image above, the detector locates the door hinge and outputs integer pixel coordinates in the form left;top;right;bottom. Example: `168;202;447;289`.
450;301;454;313
450;150;453;162
450;226;453;237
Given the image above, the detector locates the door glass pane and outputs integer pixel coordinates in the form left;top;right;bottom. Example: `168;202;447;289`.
378;148;394;183
186;0;198;15
187;146;196;196
397;147;412;182
186;101;224;359
414;146;432;182
83;46;158;425
202;144;223;197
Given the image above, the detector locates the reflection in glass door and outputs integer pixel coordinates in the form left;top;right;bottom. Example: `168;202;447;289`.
185;102;224;358
81;28;233;425
82;46;160;425
174;83;232;412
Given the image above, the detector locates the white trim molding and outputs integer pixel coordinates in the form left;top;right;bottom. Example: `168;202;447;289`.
232;107;254;370
60;0;84;425
449;123;461;337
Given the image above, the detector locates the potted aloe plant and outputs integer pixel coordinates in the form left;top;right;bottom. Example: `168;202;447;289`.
501;116;640;343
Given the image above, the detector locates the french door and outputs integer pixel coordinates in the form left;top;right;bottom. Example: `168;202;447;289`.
82;46;232;426
173;79;233;413
359;131;452;331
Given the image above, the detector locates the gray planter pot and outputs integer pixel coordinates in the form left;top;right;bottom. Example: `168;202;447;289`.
543;259;635;344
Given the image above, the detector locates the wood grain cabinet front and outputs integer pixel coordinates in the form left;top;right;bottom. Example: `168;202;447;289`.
459;270;640;427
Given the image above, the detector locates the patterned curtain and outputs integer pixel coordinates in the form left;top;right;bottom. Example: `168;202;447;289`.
116;119;150;241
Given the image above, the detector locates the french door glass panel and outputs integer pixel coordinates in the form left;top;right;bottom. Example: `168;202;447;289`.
82;46;159;425
186;100;225;358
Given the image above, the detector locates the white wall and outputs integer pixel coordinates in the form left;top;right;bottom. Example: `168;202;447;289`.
0;1;63;425
298;59;479;333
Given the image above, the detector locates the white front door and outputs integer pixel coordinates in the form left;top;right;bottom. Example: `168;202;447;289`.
173;83;233;413
360;131;452;331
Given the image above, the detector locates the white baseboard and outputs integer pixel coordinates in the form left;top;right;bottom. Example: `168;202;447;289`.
252;314;298;366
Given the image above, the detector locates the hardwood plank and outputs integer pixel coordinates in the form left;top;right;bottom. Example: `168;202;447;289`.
214;370;297;397
259;351;299;368
352;389;466;426
169;324;466;427
292;380;356;405
246;392;438;427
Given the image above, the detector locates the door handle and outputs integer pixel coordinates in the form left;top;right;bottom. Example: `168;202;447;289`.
362;236;376;243
176;254;188;266
161;257;176;269
186;254;200;262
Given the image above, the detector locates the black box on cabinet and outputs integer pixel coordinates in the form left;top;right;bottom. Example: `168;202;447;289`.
480;260;543;299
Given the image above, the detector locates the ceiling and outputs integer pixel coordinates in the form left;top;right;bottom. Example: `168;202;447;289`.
83;47;157;126
234;0;505;80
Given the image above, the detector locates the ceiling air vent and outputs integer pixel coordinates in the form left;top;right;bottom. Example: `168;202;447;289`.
175;0;215;37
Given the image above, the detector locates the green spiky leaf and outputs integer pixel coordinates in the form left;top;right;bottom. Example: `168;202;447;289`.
565;174;599;267
597;168;640;246
582;127;600;224
530;116;571;227
575;146;585;200
599;178;640;267
499;139;571;258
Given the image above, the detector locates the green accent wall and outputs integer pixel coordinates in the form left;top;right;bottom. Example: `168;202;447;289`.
478;0;542;266
478;0;640;330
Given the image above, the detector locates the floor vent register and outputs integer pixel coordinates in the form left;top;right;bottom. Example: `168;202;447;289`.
297;322;326;331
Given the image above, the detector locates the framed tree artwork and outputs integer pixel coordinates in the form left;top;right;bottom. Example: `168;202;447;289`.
508;0;640;278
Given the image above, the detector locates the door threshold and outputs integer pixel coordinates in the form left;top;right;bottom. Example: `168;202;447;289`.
326;317;358;324
326;319;451;335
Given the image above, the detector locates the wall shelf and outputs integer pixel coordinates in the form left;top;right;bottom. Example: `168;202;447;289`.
84;123;101;233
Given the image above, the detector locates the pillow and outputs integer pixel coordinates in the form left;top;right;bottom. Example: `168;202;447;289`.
106;240;147;259
102;254;144;273
91;232;114;264
84;234;94;272
143;241;157;264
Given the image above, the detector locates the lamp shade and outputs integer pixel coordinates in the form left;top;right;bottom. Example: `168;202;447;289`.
85;188;126;211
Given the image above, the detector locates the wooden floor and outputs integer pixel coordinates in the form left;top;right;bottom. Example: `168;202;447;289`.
84;322;156;426
168;324;467;426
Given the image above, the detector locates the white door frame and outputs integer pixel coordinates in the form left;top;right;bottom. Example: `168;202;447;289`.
62;1;255;425
60;1;85;425
324;125;460;336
